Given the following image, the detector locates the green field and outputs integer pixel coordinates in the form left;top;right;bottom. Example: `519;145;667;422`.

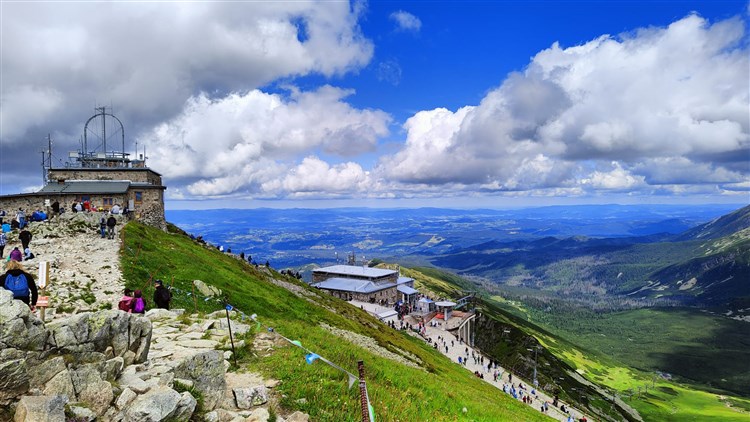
487;296;750;421
120;222;549;421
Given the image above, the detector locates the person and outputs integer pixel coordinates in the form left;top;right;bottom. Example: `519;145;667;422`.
106;214;117;239
0;209;5;225
153;279;172;309
71;202;78;213
0;228;6;259
51;201;60;216
132;290;146;314
19;229;32;251
75;202;83;213
111;203;120;214
9;247;23;262
1;260;38;310
16;208;26;229
99;215;107;238
23;248;35;260
118;288;134;312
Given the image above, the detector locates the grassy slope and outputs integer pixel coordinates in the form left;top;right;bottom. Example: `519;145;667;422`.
488;297;750;421
120;222;548;422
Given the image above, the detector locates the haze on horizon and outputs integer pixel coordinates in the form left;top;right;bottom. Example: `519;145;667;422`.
1;1;748;210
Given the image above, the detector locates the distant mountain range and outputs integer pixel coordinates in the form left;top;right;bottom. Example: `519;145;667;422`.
431;205;750;313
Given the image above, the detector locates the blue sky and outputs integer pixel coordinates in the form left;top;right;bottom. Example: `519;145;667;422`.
1;1;748;209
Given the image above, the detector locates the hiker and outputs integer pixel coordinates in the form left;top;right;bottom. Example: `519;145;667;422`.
16;208;26;229
99;215;107;238
106;214;117;239
51;201;60;216
153;279;172;310
9;247;23;262
118;288;134;312
132;290;146;314
0;228;6;258
23;248;35;261
0;209;5;225
19;228;32;250
1;260;38;310
111;203;120;214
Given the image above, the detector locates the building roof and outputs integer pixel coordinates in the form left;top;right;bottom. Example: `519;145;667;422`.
38;180;132;194
397;276;414;285
397;285;419;295
435;301;457;307
313;265;396;279
313;277;396;294
376;310;398;320
418;297;434;303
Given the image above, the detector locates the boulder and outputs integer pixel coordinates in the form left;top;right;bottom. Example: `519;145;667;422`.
124;386;181;422
115;388;137;410
233;385;268;409
27;356;66;389
13;395;67;422
245;407;270;422
193;279;222;298
0;359;29;403
42;370;76;401
71;365;113;416
103;356;125;382
46;310;151;362
0;290;48;351
172;391;197;421
66;405;96;422
145;308;176;321
286;411;310;422
173;350;226;411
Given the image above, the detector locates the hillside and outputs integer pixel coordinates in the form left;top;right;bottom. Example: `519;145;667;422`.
428;204;750;311
119;221;550;421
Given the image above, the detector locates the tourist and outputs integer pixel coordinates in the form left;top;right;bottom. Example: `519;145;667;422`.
23;247;34;260
118;288;134;312
9;247;23;262
111;203;120;214
51;201;60;217
100;215;107;238
19;229;32;253
16;208;26;229
153;279;172;310
132;290;146;314
106;214;117;239
0;209;5;225
0;228;6;259
1;260;38;310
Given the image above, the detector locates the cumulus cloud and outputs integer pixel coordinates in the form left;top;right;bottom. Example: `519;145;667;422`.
390;10;422;32
138;86;390;197
0;2;373;147
380;13;749;195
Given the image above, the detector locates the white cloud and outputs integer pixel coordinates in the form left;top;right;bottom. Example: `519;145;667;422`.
139;86;390;197
264;156;370;196
390;10;422;32
381;13;749;196
0;2;373;146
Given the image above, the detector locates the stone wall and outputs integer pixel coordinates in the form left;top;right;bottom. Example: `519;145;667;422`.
48;168;162;185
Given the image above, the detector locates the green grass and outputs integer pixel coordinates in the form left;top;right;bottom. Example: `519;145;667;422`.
120;222;548;421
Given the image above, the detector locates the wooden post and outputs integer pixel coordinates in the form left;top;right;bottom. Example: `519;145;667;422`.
358;360;371;422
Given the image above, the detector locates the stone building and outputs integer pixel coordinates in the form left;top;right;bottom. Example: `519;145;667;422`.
0;108;167;229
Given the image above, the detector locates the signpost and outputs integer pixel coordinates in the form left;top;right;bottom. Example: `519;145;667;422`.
37;261;50;321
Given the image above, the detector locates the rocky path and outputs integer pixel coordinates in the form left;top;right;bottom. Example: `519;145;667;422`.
2;215;310;421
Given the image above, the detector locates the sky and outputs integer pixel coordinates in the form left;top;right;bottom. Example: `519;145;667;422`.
1;0;748;210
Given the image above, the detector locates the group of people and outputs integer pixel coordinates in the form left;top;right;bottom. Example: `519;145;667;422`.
117;279;172;313
99;213;119;239
1;225;35;262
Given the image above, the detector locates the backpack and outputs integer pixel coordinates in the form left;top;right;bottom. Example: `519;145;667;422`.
133;297;145;313
4;273;29;298
118;297;132;311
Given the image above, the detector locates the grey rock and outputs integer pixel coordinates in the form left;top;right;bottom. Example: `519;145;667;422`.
285;411;310;422
233;385;268;409
27;356;66;389
71;364;113;416
0;359;29;402
193;279;221;298
103;356;125;382
203;411;220;422
115;388;137;410
13;395;67;422
145;308;176;321
124;386;181;422
67;405;96;422
173;350;226;411
172;391;197;421
0;290;48;351
42;369;76;401
245;408;270;422
264;379;281;389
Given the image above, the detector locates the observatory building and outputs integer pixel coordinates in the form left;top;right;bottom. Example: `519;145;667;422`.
0;107;167;229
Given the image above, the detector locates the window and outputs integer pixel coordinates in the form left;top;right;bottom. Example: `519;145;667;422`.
134;191;143;204
103;198;113;207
